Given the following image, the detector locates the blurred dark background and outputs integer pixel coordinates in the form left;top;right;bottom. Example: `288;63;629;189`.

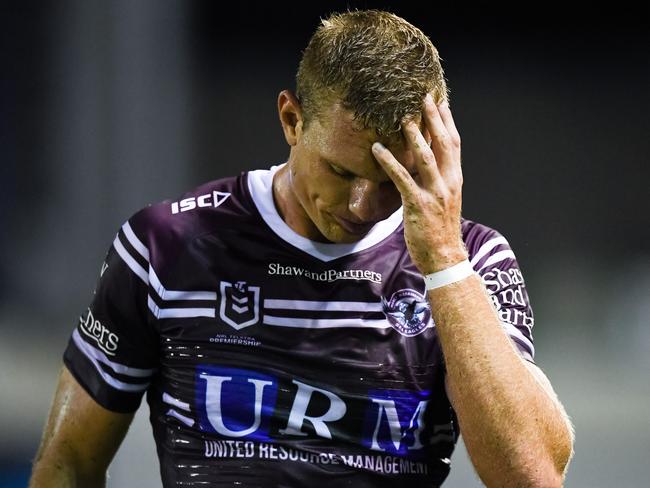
1;1;648;486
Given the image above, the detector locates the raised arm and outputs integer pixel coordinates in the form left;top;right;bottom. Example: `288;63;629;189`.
30;365;134;488
372;94;574;486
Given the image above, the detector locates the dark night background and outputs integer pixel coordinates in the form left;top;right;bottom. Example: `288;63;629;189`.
1;1;648;486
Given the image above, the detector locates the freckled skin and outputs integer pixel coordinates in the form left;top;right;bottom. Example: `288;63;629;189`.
369;94;574;486
274;92;426;244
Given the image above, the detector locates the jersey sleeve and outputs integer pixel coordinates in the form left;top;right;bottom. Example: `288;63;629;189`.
63;219;159;413
469;228;535;363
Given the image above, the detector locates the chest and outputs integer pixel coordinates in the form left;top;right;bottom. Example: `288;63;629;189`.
148;234;450;455
152;232;441;367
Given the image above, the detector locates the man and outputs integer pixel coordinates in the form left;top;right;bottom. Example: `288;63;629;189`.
30;10;573;487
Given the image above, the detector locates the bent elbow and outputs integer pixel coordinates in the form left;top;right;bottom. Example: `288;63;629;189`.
535;442;573;487
529;455;570;488
539;468;565;488
494;452;571;488
552;420;575;480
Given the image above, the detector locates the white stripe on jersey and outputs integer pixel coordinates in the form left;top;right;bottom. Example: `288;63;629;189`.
122;221;150;261
263;316;393;329
113;227;218;309
163;392;191;412
158;307;215;319
264;299;383;312
499;321;535;357
477;250;517;272
148;296;215;319
470;236;509;268
72;330;152;392
73;329;156;377
166;409;195;427
113;235;149;284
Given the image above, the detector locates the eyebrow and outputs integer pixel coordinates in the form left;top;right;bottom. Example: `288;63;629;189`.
324;157;418;182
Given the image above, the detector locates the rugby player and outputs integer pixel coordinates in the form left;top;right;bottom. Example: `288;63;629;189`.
30;10;574;487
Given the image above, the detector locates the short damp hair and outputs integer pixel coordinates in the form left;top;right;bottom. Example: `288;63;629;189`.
296;9;448;137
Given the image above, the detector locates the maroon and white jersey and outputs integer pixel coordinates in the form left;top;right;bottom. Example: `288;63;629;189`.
64;164;535;487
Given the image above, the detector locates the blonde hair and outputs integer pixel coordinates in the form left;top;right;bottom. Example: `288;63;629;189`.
296;10;448;137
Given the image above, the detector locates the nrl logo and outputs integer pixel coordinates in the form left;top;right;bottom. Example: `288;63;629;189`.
219;281;260;330
381;289;432;337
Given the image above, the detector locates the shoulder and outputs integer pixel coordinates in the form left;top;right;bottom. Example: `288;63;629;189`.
461;218;520;271
462;218;506;248
120;172;254;269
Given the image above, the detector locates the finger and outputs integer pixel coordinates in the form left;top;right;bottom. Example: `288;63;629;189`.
423;95;458;179
437;101;461;149
401;119;442;185
434;99;463;186
422;126;432;147
371;142;418;198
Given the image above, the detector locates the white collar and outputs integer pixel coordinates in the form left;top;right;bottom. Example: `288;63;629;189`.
247;164;403;262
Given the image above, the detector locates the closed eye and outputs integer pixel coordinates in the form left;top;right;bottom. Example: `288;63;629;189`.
328;162;354;179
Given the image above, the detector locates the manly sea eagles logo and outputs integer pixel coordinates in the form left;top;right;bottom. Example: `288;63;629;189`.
219;281;260;330
381;289;432;337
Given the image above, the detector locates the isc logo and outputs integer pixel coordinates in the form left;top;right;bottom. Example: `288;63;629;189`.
171;191;230;214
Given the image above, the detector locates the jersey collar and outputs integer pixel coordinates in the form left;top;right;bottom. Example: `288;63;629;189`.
247;164;403;262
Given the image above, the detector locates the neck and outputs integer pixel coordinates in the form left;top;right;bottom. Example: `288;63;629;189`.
272;163;329;243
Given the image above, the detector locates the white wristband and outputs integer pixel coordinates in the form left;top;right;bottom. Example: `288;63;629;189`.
423;259;474;290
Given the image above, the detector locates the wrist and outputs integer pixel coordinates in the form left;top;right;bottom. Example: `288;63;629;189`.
423;259;475;291
419;247;468;275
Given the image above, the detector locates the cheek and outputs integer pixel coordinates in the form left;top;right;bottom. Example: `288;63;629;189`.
302;163;347;207
311;175;349;211
292;158;344;212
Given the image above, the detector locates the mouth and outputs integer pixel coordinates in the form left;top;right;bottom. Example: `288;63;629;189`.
332;215;376;235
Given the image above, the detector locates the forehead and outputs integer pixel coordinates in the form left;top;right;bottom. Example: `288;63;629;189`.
311;104;419;177
317;104;403;151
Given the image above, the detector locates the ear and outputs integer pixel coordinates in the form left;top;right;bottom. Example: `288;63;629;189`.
278;90;303;146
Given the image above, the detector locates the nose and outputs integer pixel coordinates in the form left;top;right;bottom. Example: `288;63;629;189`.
348;178;382;222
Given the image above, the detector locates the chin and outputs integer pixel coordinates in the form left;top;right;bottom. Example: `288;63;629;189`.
312;211;374;244
320;223;367;244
